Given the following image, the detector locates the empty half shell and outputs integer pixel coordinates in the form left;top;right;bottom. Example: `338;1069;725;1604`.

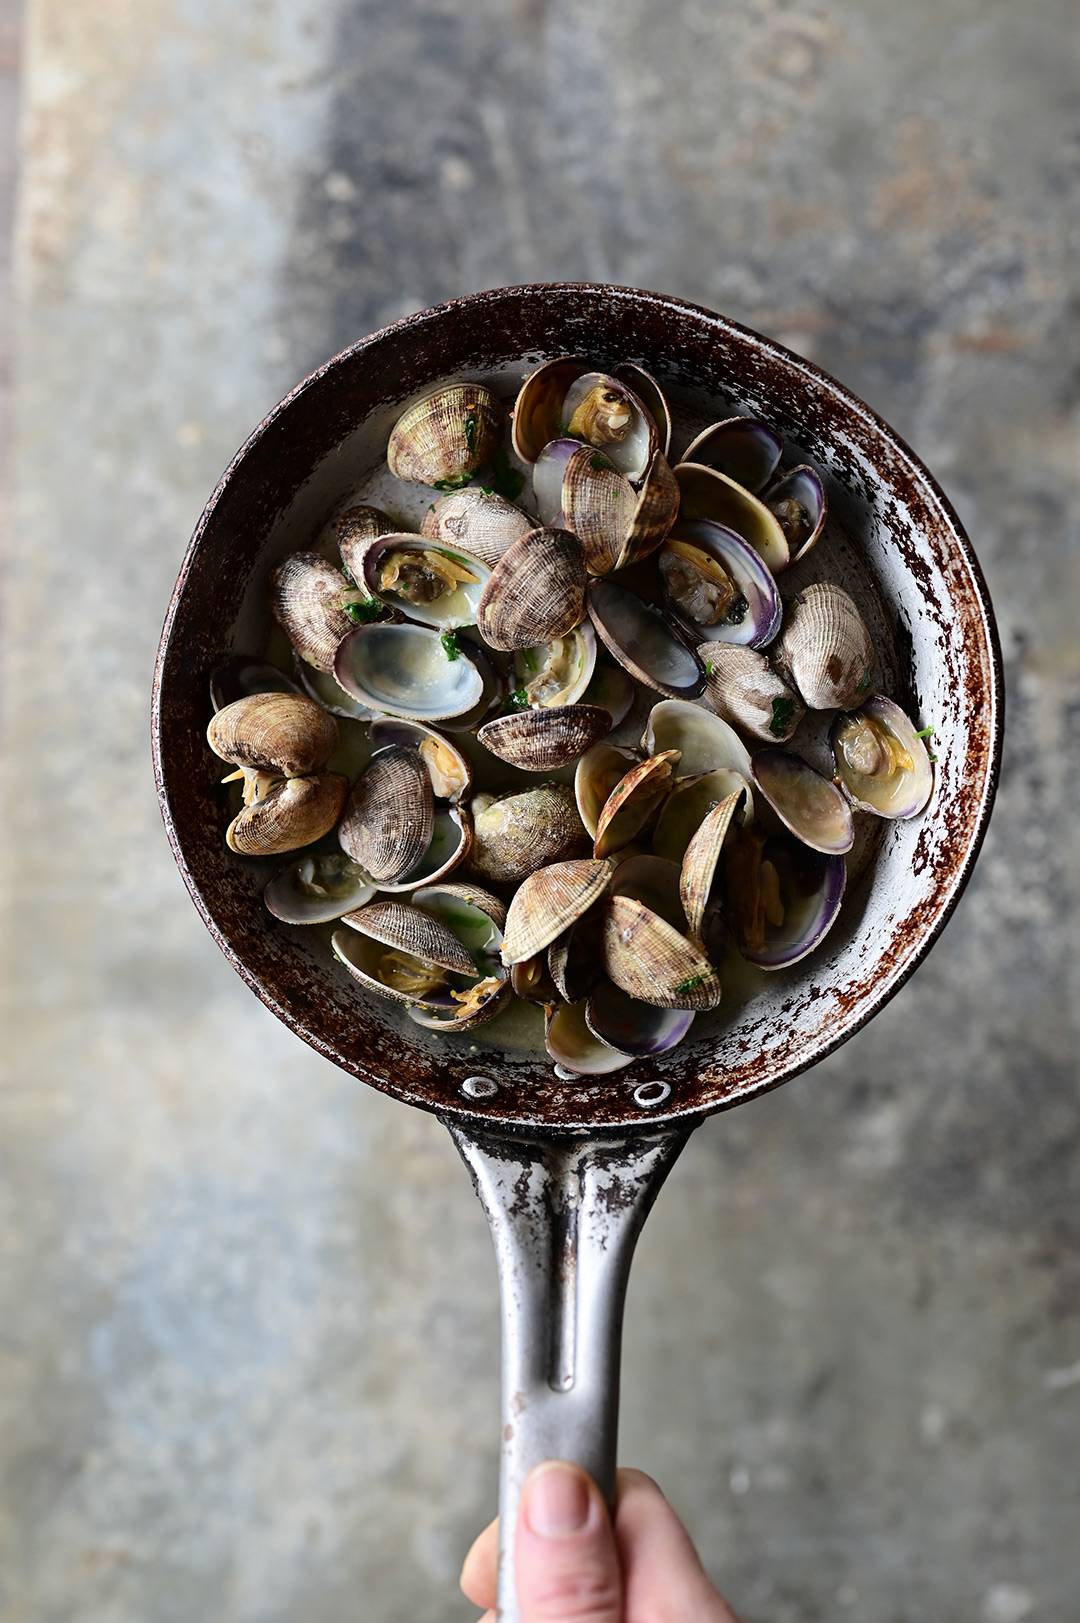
585;980;694;1058
545;998;635;1075
642;699;754;781
587;579;706;701
334;623;486;721
264;852;375;924
680;417;783;494
673;463;790;574
752;748;855;856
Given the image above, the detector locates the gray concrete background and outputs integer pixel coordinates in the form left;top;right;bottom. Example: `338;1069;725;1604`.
3;2;1079;1620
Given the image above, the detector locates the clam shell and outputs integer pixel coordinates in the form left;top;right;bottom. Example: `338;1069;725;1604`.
478;703;612;772
375;805;472;893
415;880;507;936
512;358;591;463
699;644;804;742
609;854;686;932
673;463;790;574
558;443;636;574
407;978;511;1033
513;358;658;481
661;518;781;648
296;660;377;720
512;953;559;1006
545;998;635;1075
334;623;486;721
613;450;680;569
764;465;826;564
587;579;706;701
652;770;753;865
680;417;783;495
209;657;302;712
362;535;491;629
831;695;933;819
581;663;635;727
574;743;640;838
340;898;477;977
264;853;375;924
434;635;506;732
476;527;587;651
594;751;681;859
726;827;846;969
752;748;855;856
387;383;502;487
502;857;615;965
337;504;396;583
599;895;723;1010
208;692;339;776
269;552;356;673
641;699;753;781
331;927;475;1011
368;716;472;802
470;784;590;885
226;773;348;856
514;622;597;709
778;582;874;711
679;790;744;940
337;745;434;883
419;487;532;567
585;980;694;1058
613;363;672;458
547;904;604;1003
562;372;657;481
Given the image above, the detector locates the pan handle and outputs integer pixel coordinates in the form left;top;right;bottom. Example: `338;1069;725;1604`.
447;1119;698;1622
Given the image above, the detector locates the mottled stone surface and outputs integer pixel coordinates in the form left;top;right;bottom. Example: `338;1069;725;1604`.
4;1;1078;1620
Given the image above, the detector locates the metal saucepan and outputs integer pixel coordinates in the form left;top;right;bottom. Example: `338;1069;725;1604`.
152;284;1001;1620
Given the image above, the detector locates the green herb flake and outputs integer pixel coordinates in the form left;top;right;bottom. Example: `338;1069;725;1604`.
705;660;715;678
914;726;936;739
433;473;473;492
490;449;525;503
856;665;873;696
505;687;530;713
344;598;382;625
441;630;461;661
590;453;614;473
768;696;797;737
674;972;710;995
464;414;478;455
428;503;437;513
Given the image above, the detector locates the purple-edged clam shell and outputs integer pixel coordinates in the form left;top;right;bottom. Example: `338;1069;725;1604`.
764;465;826;564
545;998;635;1075
679;416;783;495
751;748;854;856
736;836;846;969
533;438;580;526
662;517;781;648
264;853;376;925
585;978;694;1057
587;578;706;701
831;695;933;819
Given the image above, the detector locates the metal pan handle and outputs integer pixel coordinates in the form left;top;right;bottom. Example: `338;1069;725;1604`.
448;1118;698;1622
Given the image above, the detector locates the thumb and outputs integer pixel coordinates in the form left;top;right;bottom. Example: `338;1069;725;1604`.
514;1461;623;1622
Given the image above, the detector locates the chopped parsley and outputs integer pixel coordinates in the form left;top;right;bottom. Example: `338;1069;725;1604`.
464;413;478;455
674;971;710;995
490;449;525;503
768;696;797;737
340;563;355;585
914;726;935;739
504;687;530;713
590;453;614;473
705;660;715;677
856;665;873;696
441;630;461;661
433;473;473;491
344;597;382;625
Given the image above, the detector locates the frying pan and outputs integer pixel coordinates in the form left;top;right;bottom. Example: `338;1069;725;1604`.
152;284;1001;1620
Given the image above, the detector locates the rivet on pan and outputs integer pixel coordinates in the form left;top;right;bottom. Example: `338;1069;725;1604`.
461;1075;499;1099
633;1081;671;1109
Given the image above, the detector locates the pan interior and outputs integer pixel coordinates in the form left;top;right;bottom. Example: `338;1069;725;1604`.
154;285;1000;1134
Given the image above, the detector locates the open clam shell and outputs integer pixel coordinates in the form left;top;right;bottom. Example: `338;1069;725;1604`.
419;487;532;567
652;769;753;865
334;622;486;721
594;751;681;859
599;895;723;1011
661;517;781;648
337;504;396;583
764;465;826;564
609;854;686;932
699;645;804;744
752;748;855;856
642;699;754;781
210;657;303;712
679;789;745;941
387;383;502;487
339;898;478;978
296;660;377;720
548;903;604;1004
476;527;588;651
726;825;846;969
362;535;491;629
502;857;615;965
374;804;472;894
613;363;672;458
587;579;706;701
511;953;559;1007
536;441;636;574
831;695;933;819
514;622;597;709
435;634;505;732
581;663;635;727
585;980;694;1058
673;463;790;574
778;582;874;711
512;357;658;482
470;784;590;886
614;450;680;570
208;692;339;777
574;743;640;838
368;716;472;802
226;774;348;857
680;416;784;495
405;881;509;1031
478;703;612;772
269;552;358;673
544;998;635;1076
337;745;435;883
264;852;376;924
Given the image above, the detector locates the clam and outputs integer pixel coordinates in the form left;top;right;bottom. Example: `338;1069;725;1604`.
334;622;486;721
502;857;615;965
376;804;472;893
764;466;826;563
613;363;672;458
476;527;587;651
227;774;348;856
340;898;477;979
585;980;694;1058
512;358;659;482
725;823;846;969
470;784;590;886
513;622;597;709
435;634;506;732
680;417;784;495
574;743;640;838
264;852;376;924
587;579;706;701
361;535;491;629
699;644;804;743
387;383;502;488
617;450;681;570
673;463;790;574
641;699;754;781
337;504;396;583
534;441;678;573
678;790;745;941
208;692;339;779
652;769;753;864
368;716;472;802
478;704;612;772
405;883;510;1031
419;486;532;567
545;998;635;1075
332;898;486;1012
660;518;781;648
269;552;365;673
337;745;434;883
831;695;933;819
512;953;560;1007
599;895;722;1010
778;582;874;711
751;749;855;856
209;656;303;712
548;904;604;1004
594;751;681;859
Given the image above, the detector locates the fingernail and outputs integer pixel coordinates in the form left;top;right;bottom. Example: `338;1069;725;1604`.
524;1463;591;1538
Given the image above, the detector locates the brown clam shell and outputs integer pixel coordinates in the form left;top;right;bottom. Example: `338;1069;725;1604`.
511;357;589;464
339;899;477;977
614;450;680;569
476;527;588;651
226;773;348;856
599;895;723;1011
778;582;875;711
419;487;532;567
502;857;615;965
337;504;396;582
470;784;590;886
477;704;612;772
699;643;805;743
561;445;636;574
338;745;435;883
593;750;681;859
679;790;744;941
387;384;502;487
207;692;339;776
269;552;356;673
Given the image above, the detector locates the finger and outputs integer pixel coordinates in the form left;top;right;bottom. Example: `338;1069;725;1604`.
614;1469;744;1623
460;1515;499;1609
515;1460;623;1621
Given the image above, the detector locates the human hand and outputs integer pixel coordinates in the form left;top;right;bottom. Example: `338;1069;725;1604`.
460;1460;743;1622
